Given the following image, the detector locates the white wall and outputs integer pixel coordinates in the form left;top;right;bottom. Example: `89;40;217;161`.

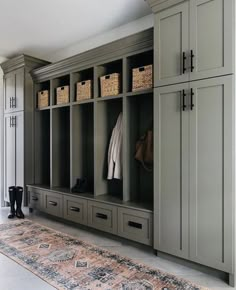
46;14;153;62
0;56;7;207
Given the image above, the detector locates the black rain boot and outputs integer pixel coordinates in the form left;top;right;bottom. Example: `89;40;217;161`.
8;186;16;219
15;186;25;219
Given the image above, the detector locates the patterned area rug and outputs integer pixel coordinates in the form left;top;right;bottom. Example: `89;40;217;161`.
0;220;207;290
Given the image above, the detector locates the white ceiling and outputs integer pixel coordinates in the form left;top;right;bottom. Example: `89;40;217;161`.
0;0;151;60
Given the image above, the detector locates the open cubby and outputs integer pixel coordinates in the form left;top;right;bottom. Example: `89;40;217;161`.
72;103;94;193
34;109;50;186
126;93;153;204
97;59;123;97
52;107;70;188
95;98;123;199
72;68;94;102
52;75;70;105
127;50;153;92
35;81;50;108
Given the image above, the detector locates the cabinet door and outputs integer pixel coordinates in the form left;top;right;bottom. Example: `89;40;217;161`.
189;76;234;272
4;72;15;113
190;0;233;80
154;1;189;87
4;115;16;202
154;83;189;258
14;68;24;112
15;111;24;188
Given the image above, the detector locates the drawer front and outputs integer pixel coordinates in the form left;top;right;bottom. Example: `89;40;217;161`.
88;201;117;234
63;196;88;225
118;207;153;246
28;191;43;210
44;192;63;218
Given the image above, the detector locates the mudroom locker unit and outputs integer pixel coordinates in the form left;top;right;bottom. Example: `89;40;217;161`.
0;0;231;286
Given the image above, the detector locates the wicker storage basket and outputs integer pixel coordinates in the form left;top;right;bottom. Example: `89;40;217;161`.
132;64;153;92
76;80;92;101
56;86;69;104
38;90;49;108
100;73;120;97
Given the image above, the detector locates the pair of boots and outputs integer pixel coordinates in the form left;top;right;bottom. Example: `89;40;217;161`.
8;186;25;219
71;178;89;193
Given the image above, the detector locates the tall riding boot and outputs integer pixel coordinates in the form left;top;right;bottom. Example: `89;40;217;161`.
8;186;16;219
15;186;25;219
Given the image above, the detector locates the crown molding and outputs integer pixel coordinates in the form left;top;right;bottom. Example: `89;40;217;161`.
0;54;50;74
31;28;153;82
145;0;186;13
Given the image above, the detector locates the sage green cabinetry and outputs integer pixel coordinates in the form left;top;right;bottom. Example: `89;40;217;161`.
154;0;234;87
1;56;49;204
154;75;234;272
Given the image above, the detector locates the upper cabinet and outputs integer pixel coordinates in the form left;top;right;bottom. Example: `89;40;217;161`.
1;55;50;114
153;0;234;87
4;68;24;113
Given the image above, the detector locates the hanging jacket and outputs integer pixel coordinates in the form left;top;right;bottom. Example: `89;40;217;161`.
107;113;123;180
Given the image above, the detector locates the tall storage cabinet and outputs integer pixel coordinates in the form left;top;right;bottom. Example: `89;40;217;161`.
1;55;49;203
147;0;235;285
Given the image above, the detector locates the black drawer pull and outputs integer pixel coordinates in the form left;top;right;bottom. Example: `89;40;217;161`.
70;206;80;212
32;197;38;201
49;201;57;206
191;50;195;72
182;51;187;74
96;213;108;220
128;221;142;229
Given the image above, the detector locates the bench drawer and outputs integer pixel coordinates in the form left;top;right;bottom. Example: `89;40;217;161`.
28;191;43;210
88;201;117;234
118;207;153;245
64;196;87;225
44;191;63;218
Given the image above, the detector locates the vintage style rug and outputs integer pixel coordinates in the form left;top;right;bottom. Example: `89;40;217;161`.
0;220;207;290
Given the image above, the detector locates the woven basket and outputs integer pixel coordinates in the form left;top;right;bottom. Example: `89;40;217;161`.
76;80;92;101
100;73;120;97
38;90;49;108
132;64;153;92
56;86;69;105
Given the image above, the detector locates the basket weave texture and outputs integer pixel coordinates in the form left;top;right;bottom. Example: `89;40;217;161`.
56;86;69;104
100;73;120;97
132;64;153;91
38;90;49;108
76;80;92;101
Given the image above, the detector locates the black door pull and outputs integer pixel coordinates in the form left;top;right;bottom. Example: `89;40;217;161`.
70;206;80;212
128;221;142;229
183;52;187;74
32;197;38;201
190;88;194;110
191;50;195;72
96;213;108;220
182;90;187;111
49;201;57;206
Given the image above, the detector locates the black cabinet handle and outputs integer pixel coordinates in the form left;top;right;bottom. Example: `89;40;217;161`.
96;213;108;220
191;88;195;110
49;201;57;206
10;97;12;108
182;90;187;111
10;116;12;128
13;116;16;127
32;197;38;201
183;52;187;74
191;50;195;72
13;97;16;108
70;206;80;212
128;221;142;229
